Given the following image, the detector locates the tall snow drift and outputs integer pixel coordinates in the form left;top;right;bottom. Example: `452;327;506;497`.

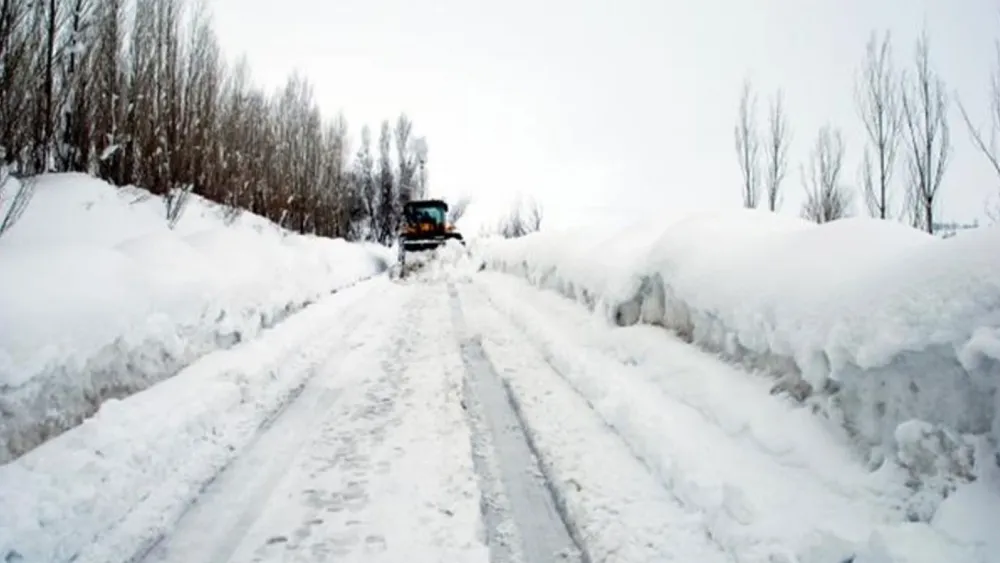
479;209;1000;493
0;173;391;463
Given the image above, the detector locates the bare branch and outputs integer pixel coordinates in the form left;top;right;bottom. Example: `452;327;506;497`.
957;39;1000;222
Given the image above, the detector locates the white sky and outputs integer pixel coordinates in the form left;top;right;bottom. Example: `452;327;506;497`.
207;0;999;231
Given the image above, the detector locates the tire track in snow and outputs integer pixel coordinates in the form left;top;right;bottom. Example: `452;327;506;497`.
455;281;732;563
470;273;965;563
140;278;403;563
148;281;489;563
68;278;390;563
448;282;582;563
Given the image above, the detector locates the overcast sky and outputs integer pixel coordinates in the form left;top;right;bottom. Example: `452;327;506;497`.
207;0;998;230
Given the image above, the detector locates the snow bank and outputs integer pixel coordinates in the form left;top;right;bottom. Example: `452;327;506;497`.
0;173;391;463
473;219;670;324
478;210;1000;496
0;278;385;563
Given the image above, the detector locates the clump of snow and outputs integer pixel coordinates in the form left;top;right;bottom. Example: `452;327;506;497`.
477;209;1000;510
0;173;391;463
398;238;484;283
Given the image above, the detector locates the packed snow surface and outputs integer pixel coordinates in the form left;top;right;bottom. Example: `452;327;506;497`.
478;210;1000;507
0;173;390;462
2;251;998;562
464;272;1000;562
0;279;403;562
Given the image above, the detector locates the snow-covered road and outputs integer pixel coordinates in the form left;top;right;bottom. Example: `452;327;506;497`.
144;280;493;563
8;266;992;563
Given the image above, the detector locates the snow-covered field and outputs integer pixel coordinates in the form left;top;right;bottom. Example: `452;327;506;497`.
477;211;1000;514
0;173;391;463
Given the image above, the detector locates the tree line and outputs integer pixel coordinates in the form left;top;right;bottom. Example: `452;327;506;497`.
0;0;426;243
734;27;1000;234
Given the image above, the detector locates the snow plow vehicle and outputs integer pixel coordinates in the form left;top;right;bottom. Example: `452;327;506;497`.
397;199;464;272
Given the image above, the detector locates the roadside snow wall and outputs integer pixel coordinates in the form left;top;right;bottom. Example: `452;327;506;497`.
478;209;1000;491
0;173;391;463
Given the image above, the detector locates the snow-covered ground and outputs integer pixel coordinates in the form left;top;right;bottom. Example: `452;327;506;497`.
5;178;999;563
477;210;1000;543
0;278;398;562
0;173;391;463
3;245;998;562
464;272;999;563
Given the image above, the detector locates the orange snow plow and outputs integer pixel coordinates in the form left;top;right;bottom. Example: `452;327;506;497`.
399;199;464;255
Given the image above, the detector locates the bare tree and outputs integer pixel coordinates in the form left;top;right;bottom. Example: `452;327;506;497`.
735;78;761;208
0;0;35;165
958;39;1000;223
395;113;414;203
181;0;222;199
92;0;124;183
411;135;428;199
353;124;376;238
856;30;903;220
0;0;425;245
900;30;950;234
58;0;97;172
376;119;396;243
801;125;852;223
763;89;790;211
33;0;62;173
320;112;351;237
